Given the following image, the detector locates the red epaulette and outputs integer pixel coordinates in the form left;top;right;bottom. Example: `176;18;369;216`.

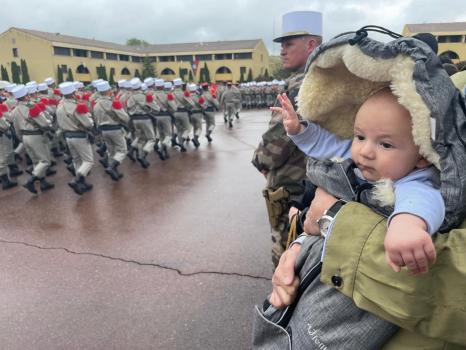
112;99;123;110
76;103;89;114
183;91;191;97
167;93;174;101
145;94;154;103
29;104;42;118
198;96;206;104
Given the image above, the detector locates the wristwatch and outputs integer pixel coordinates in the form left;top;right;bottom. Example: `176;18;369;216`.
316;200;346;238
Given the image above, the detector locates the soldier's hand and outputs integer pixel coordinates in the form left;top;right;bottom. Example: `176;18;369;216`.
303;188;338;235
270;93;302;135
269;244;301;309
288;206;299;222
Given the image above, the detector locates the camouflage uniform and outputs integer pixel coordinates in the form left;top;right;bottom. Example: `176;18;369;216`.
252;71;307;267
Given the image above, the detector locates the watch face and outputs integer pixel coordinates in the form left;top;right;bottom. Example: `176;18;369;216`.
318;216;332;236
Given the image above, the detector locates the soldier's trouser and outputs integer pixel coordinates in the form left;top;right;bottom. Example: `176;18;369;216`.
23;134;51;178
132;118;156;156
190;112;203;137
4;134;15;166
234;101;241;114
271;211;290;268
66;136;94;177
154;116;172;147
225;103;235;122
0;134;11;176
101;128;127;163
245;95;252;109
173;112;192;143
203;111;216;133
266;95;274;107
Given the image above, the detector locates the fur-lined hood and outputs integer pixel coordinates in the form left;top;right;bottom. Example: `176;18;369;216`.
297;32;466;231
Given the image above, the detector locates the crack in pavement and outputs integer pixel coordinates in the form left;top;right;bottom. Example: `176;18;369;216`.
0;238;271;281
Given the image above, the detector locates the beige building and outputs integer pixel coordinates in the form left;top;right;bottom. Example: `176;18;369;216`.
0;27;270;84
403;22;466;63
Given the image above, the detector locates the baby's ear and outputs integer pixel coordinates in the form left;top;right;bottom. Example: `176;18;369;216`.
416;157;431;169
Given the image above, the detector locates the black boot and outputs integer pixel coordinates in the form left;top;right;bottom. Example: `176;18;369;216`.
224;116;227;124
63;154;72;165
206;133;213;143
99;156;109;168
235;112;240;119
68;176;85;195
26;166;33;175
162;145;170;159
137;152;150;168
1;174;17;190
228;120;233;128
154;143;165;160
66;163;76;177
46;167;57;176
192;136;200;148
25;154;32;166
105;160;121;181
96;144;107;158
14;153;23;162
39;178;55;192
51;147;63;158
23;175;38;194
79;176;93;192
8;164;23;177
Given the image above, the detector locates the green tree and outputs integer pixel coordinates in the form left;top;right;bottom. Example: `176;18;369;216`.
188;70;193;82
97;64;108;80
142;57;155;79
134;69;141;78
20;59;30;84
263;68;270;81
109;68;115;85
57;65;64;84
66;68;74;82
126;38;150;47
203;62;211;83
11;61;21;84
1;65;10;81
239;67;246;83
179;67;188;81
246;68;253;82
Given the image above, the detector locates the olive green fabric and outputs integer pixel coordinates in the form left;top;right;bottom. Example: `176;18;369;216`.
321;202;466;348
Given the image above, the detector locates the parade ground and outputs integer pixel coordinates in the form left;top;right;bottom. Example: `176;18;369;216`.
0;110;272;350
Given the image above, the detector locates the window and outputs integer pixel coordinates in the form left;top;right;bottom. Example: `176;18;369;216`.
159;56;175;62
234;52;252;59
449;35;463;43
76;64;90;74
176;55;193;62
106;53;118;60
195;54;212;61
73;49;88;57
148;57;157;62
214;53;232;60
119;54;129;61
161;68;176;75
121;67;130;75
131;56;142;62
12;48;18;57
61;65;68;73
91;51;104;59
216;66;232;74
54;46;71;56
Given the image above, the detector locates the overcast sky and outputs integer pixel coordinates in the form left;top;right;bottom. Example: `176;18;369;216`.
1;0;465;55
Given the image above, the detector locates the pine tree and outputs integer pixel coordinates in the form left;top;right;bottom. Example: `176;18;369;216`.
20;59;30;84
97;64;108;80
57;65;64;84
188;70;193;82
263;69;270;81
1;65;10;81
134;69;141;78
109;68;115;85
247;68;253;82
239;68;245;83
204;62;211;83
11;62;21;84
66;68;74;81
142;57;155;79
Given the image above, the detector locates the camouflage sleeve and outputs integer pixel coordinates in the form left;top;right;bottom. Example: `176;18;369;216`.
252;111;299;172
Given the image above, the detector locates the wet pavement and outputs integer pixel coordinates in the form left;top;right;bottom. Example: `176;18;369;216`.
0;110;273;350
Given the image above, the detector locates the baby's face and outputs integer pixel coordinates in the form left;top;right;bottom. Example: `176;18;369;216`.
351;90;428;182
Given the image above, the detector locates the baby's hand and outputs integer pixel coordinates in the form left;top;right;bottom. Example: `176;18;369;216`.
270;93;302;135
384;214;436;276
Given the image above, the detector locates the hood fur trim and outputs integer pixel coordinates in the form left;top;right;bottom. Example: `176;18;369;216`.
372;179;396;207
297;44;440;169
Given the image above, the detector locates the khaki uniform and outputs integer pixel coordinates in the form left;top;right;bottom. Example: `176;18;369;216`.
231;85;242;116
12;101;52;179
220;87;237;126
56;98;94;177
0;112;12;176
252;71;307;266
189;92;204;140
202;90;219;139
127;90;159;159
153;89;175;148
173;88;194;145
93;95;129;164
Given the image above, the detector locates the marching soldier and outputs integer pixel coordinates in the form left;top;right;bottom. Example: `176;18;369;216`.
127;77;160;168
0;104;18;190
93;81;130;181
219;82;236;128
232;82;242;119
11;85;55;194
172;78;194;150
56;82;95;195
187;84;203;148
153;79;175;159
200;83;219;142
